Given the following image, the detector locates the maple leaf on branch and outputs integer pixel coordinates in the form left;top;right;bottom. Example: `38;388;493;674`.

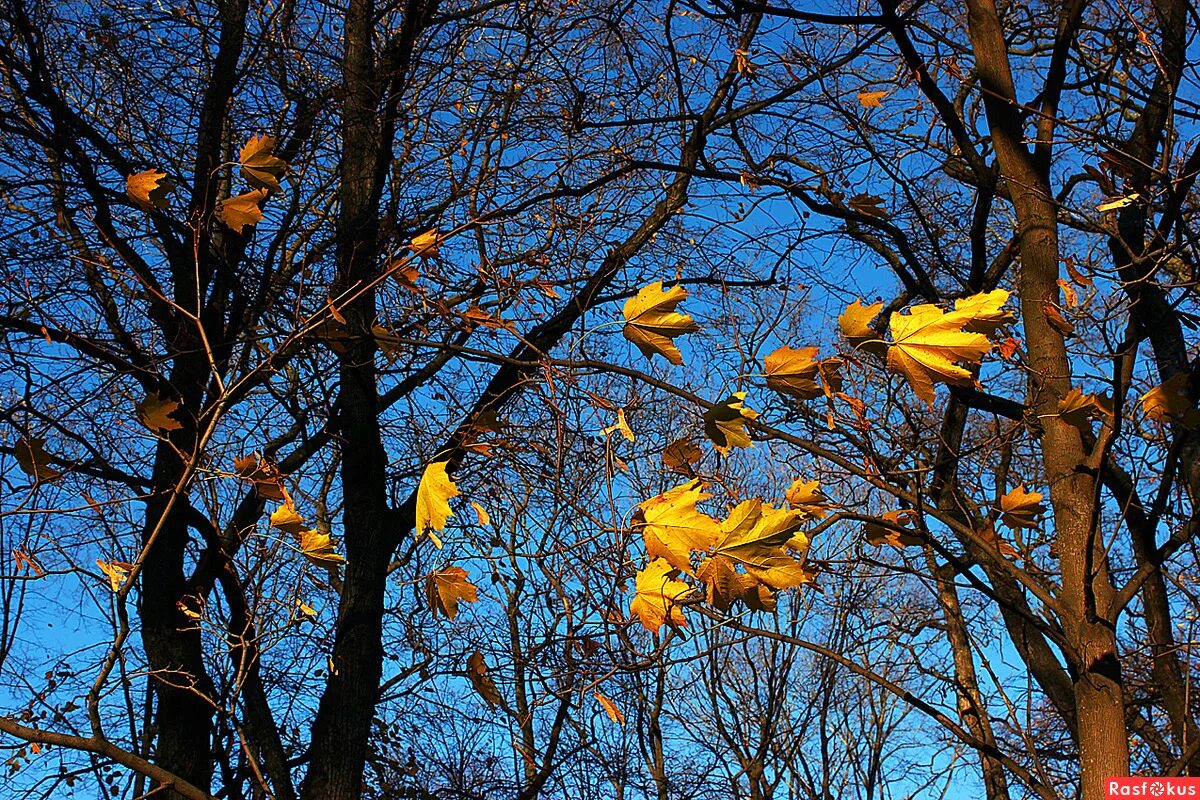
415;461;459;548
697;500;812;600
764;346;842;400
137;391;185;434
703;392;757;454
636;479;721;575
885;290;1014;406
425;566;479;620
217;188;268;233
999;485;1045;530
838;299;884;353
126;169;174;210
630;558;693;633
622;281;700;365
1139;372;1200;429
238;134;287;192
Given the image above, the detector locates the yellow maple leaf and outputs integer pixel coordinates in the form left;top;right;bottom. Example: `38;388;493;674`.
270;503;306;535
137;391;184;433
700;500;811;591
637;479;721;575
409;229;441;258
703;392;757;454
886;296;999;406
999;485;1045;530
838;298;884;352
14;437;62;482
296;528;345;568
1057;387;1111;431
622;281;700;365
126;169;174;210
239;134;287;192
595;690;626;726
415;461;459;548
1140;372;1200;428
785;479;830;520
217;188;268;233
97;559;133;592
425;566;479;620
865;510;923;548
764;346;827;399
857;90;888;108
696;555;778;613
630;558;693;633
953;289;1016;334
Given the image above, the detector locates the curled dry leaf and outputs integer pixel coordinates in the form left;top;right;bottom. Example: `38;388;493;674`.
126;169;174;210
97;559;133;592
15;437;62;482
415;461;459;548
466;650;503;709
622;281;700;365
601;408;635;442
235;455;288;501
470;501;490;526
425;566;479;620
703;392;757;454
785;479;830;520
595;690;626;726
630;558;693;633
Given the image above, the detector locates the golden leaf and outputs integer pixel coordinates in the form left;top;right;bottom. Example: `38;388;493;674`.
1139;372;1200;428
595;690;626;726
410;229;441;258
999;485;1045;530
1097;193;1140;212
296;528;345;568
637;479;721;575
217;188;268;233
695;555;777;613
467;650;503;709
416;461;459;548
857;90;888;108
764;346;823;399
662;438;703;474
425;566;479;621
137;391;184;433
14;437;62;482
838;298;884;351
703;392;758;454
953;289;1016;334
700;500;811;591
239;134;287;192
126;169;174;210
601;408;635;441
296;599;318;619
390;259;421;291
622;281;700;365
470;501;491;526
97;559;132;592
1057;388;1111;432
270;503;306;535
630;558;693;633
865;510;923;548
886;298;996;406
785;479;830;520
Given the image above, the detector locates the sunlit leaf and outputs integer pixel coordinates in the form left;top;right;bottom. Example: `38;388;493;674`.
630;558;693;633
703;392;757;454
416;461;459;548
239;134;287;192
622;281;700;365
425;566;479;620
